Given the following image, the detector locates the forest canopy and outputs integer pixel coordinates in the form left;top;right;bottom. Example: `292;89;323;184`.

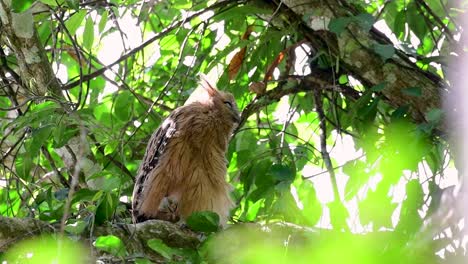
0;0;467;263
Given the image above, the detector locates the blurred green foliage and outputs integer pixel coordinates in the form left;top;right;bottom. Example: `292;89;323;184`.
0;0;465;262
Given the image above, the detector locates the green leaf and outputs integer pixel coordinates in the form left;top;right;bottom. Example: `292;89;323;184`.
147;239;174;260
40;0;64;6
328;17;352;35
65;0;79;9
343;160;370;199
72;188;98;204
83;16;95;51
65;10;87;36
29;124;54;155
104;141;118;155
407;3;428;41
95;193;118;225
298;181;322;226
402;87;422;97
135;259;153;264
95;235;126;257
338;75;348;84
269;164;295;182
15;154;33;180
12;0;37;13
186;211;220;232
65;220;88;235
54;188;69;200
359;185;397;227
354;13;374;32
370;82;386;92
393;11;406;39
98;11;109;33
391;105;410;119
372;44;395;61
114;91;133;122
101;177;120;192
426;108;443;124
328;200;349;229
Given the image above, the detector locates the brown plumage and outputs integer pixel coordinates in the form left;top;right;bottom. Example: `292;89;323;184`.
132;78;240;225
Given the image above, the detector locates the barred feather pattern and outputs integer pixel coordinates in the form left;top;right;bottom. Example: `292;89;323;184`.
132;82;240;225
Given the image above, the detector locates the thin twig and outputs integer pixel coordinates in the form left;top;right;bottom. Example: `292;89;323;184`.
313;89;339;201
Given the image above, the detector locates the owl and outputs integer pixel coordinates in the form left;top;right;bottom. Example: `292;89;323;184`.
132;77;240;226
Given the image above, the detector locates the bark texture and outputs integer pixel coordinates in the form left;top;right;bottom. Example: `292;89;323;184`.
0;0;62;97
264;0;444;124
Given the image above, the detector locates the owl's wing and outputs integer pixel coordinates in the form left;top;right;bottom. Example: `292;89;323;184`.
132;111;179;219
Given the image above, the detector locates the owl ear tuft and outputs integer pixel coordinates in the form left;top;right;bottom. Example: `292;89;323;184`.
199;74;218;97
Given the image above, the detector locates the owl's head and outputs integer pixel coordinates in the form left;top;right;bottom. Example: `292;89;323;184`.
185;76;241;124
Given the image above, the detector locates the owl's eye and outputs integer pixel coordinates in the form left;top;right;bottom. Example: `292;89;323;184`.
223;101;233;108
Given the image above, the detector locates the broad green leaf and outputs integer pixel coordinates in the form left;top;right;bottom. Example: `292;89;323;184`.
359;184;397;228
338;75;348;84
29;124;54;156
135;259;153;264
391;105;410;119
65;220;88;235
298;181;322;226
72;188;98;204
328;17;352;35
65;0;79;9
113;91;133;122
15;154;33;180
393;11;406;39
371;82;386;92
354;13;374;31
186;211;220;232
83;16;95;51
40;0;64;6
173;0;191;9
343;160;370;200
104;141;118;155
95;193;118;225
147;239;174;259
65;10;87;36
101;177;120;192
95;235;126;257
426;108;444;124
372;44;395;61
54;188;69;200
98;10;109;33
12;0;37;13
407;3;428;41
328;200;349;230
269;164;295;182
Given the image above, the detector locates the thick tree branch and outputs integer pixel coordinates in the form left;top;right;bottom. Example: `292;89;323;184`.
235;73;360;134
0;216;200;262
265;0;444;125
0;1;62;97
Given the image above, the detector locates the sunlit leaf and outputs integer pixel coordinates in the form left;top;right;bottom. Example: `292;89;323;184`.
65;10;87;36
12;0;37;13
83;16;95;51
147;239;174;259
95;235;126;257
4;236;87;263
